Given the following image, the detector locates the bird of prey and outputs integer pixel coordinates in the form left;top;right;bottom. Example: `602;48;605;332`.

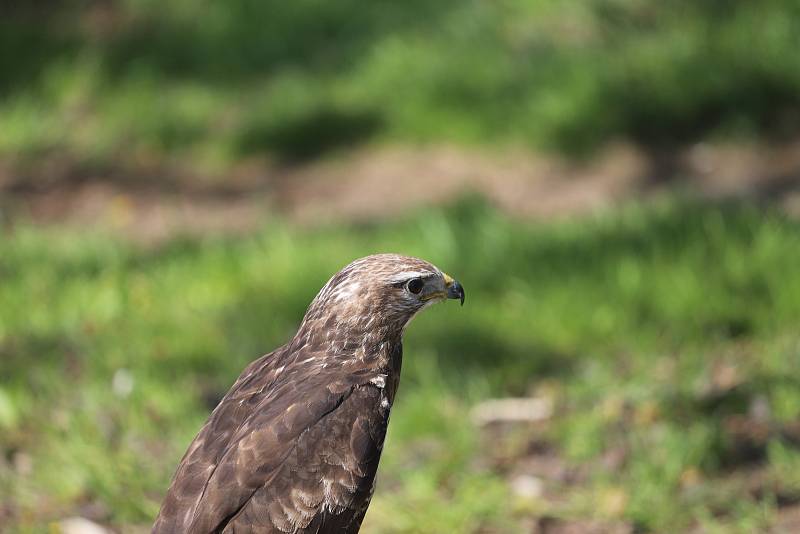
153;254;465;533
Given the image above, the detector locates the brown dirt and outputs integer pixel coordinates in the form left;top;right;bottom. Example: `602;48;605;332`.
3;140;800;242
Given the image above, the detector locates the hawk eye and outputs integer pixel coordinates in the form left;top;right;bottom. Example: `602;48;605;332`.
406;278;424;294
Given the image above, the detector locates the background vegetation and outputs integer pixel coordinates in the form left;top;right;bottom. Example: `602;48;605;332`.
4;200;800;532
3;0;800;169
3;1;800;533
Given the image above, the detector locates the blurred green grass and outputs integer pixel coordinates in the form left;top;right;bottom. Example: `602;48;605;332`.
2;0;800;170
2;198;800;532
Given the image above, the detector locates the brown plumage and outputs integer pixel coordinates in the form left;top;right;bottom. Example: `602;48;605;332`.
153;254;465;533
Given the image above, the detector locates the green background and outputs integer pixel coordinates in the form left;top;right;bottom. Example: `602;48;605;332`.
2;1;800;532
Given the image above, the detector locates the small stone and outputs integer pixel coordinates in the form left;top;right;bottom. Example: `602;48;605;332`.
58;517;110;534
510;474;544;499
112;368;134;398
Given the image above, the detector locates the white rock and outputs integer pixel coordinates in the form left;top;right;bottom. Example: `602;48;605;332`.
470;397;553;426
59;517;110;534
511;474;545;499
112;368;134;398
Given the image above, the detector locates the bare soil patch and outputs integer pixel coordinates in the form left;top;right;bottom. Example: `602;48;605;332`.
3;140;800;242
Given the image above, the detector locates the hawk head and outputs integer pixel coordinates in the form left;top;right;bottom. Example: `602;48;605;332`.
300;254;464;339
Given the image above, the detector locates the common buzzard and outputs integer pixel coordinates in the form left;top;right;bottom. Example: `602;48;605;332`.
153;254;465;533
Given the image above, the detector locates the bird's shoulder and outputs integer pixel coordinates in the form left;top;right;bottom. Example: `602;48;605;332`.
153;344;392;533
221;383;390;533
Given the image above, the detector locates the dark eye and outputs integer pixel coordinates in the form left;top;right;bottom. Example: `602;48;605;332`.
406;278;424;294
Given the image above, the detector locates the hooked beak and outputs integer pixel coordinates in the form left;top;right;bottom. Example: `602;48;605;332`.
443;273;465;306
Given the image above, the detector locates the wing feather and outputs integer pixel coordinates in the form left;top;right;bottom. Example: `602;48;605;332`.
153;346;387;534
222;385;387;533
